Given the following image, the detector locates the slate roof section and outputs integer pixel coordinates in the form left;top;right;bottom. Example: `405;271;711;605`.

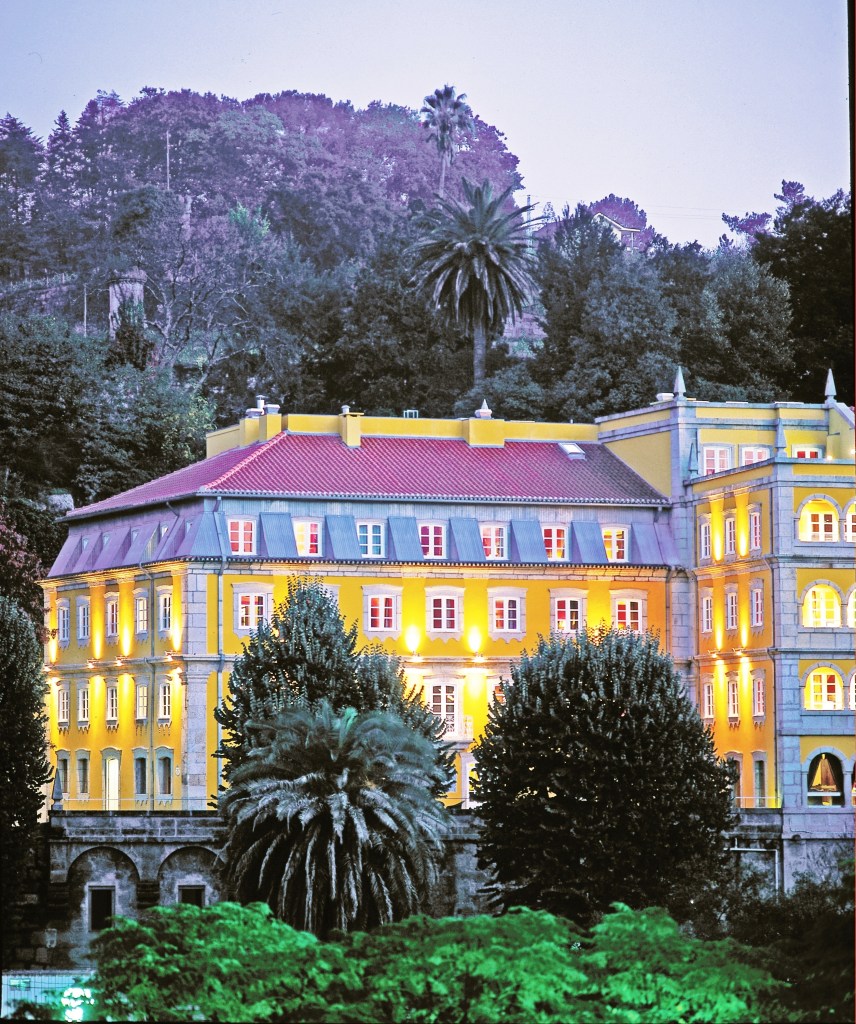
67;432;667;520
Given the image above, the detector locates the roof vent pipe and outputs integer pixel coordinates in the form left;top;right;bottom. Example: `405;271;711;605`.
341;404;350;415
264;403;280;415
255;395;266;410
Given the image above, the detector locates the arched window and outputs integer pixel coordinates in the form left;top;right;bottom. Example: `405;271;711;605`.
803;669;844;710
843;502;856;543
807;752;844;807
802;585;841;627
798;499;839;542
847;592;855;629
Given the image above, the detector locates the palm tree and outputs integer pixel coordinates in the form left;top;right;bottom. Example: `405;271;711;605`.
420;84;473;198
410;179;538;388
218;702;449;938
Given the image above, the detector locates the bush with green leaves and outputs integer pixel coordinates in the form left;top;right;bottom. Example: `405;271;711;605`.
218;703;449;937
473;628;737;924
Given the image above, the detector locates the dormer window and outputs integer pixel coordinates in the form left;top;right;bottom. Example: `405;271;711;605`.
294;519;321;557
480;524;507;560
703;446;732;475
602;527;628;563
228;518;256;555
741;446;770;465
793;446;823;459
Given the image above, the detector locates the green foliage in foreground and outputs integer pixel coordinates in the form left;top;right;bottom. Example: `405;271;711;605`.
90;901;782;1023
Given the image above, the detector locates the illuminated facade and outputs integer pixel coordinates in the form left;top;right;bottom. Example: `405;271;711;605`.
42;373;854;897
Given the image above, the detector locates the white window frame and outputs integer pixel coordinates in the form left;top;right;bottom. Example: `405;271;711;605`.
105;592;119;640
133;749;148;797
542;525;567;561
156;748;174;799
809;511;836;542
612;590;646;632
701;679;714;721
724;515;736;556
703;445;732;475
699;518;711;561
805;670;843;711
157;587;173;634
844;506;856;543
602;526;628;563
425;587;464;640
56;752;70;796
727;673;739;719
848;592;856;630
135;683;149;722
357;520;385;558
488;587;526;641
700;591;713;634
749;508;762;552
418;522;446;559
752;671;766;718
76;598;90;642
551;588;587;637
293;518;322;557
134;591;149;636
740;445;770;466
802;585;841;628
725;588;738;631
426;678;470;741
57;685;70;726
793;445;823;459
233;583;273;634
480;523;507;560
77;684;90;725
106;684;118;724
750;583;764;628
158;679;172;721
227;517;256;555
362;585;402;641
57;600;70;645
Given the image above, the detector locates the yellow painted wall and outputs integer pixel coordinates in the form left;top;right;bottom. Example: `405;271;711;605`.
800;735;855;762
603;432;672;497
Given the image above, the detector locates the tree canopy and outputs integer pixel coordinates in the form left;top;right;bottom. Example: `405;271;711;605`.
472;628;737;925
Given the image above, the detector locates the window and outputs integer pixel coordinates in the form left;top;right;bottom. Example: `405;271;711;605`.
134;593;148;635
727;675;739;718
57;686;70;725
798;500;839;541
699;519;711;561
76;754;89;797
57;602;70;644
793;446;822;459
56;753;69;795
158;590;172;633
294;519;321;556
752;672;766;717
77;599;90;641
78;685;90;724
741;446;770;465
227;518;255;554
754;759;767;807
844;508;856;543
542;526;567;561
702;680;714;720
179;886;205;907
489;589;526;638
238;593;267;630
727;756;742;806
809;512;835;541
807;752;844;806
552;592;585;635
725;590;738;631
425;587;464;639
357;521;384;558
700;593;713;634
804;670;843;710
105;595;119;639
703;446;732;475
848;593;856;629
613;596;644;632
602;527;628;563
135;684;148;721
157;754;173;797
428;681;466;738
850;674;856;711
480;524;507;560
749;509;762;551
158;680;172;720
750;585;764;628
802;585;841;627
724;516;736;555
363;586;402;639
106;685;118;723
89;888;115;932
134;755;148;795
419;523;446;559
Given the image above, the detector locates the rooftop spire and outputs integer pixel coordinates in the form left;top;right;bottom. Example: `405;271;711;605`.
775;419;787;454
673;366;686;399
824;368;836;403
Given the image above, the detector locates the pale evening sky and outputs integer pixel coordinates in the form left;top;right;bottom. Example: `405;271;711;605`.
0;0;851;248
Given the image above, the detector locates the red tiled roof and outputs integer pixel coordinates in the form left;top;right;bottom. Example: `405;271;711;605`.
68;432;666;518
